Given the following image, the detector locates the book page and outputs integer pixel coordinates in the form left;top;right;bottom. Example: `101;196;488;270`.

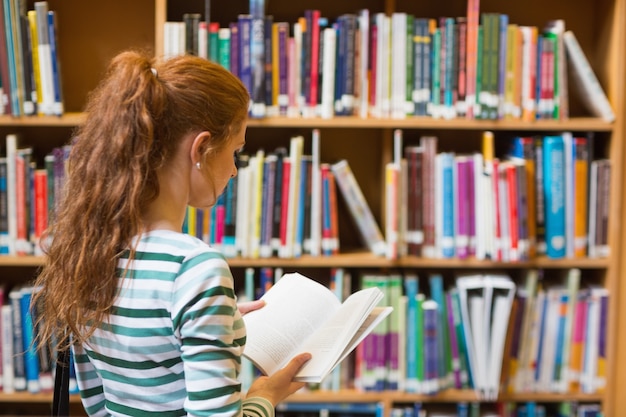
243;273;341;375
292;287;384;382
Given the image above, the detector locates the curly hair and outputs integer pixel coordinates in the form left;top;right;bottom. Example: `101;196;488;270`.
32;50;250;351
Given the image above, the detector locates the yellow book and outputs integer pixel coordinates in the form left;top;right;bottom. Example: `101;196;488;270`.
27;10;42;114
504;24;517;119
272;22;280;111
573;137;589;258
186;206;196;237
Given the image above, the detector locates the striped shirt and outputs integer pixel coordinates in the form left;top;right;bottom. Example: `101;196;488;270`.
73;230;273;417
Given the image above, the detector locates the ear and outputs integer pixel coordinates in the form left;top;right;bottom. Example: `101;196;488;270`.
190;131;212;166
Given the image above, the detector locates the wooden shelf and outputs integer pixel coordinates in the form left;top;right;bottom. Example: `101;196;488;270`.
0;253;610;269
0;114;614;131
0;389;604;404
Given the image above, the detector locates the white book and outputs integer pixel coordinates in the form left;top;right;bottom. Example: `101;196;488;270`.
390;13;407;119
34;1;55;115
243;272;392;383
1;304;14;393
456;274;516;400
282;136;303;258
5;134;19;255
563;30;615;122
320;28;336;119
308;130;322;256
330;159;386;256
235;156;251;257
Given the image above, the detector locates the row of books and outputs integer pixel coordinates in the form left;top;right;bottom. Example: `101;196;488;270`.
234;267;607;399
0;128;611;263
0;0;63;117
391;401;602;417
165;7;613;122
0;284;79;394
276;401;602;417
386;132;610;261
0;135;69;256
504;269;609;396
181;132;385;259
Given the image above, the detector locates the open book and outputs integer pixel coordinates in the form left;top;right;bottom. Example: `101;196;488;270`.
456;274;516;400
242;272;393;383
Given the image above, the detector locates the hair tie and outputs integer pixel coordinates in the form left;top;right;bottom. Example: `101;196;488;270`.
151;67;158;77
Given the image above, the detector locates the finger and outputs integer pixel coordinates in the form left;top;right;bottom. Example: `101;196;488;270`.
238;299;266;315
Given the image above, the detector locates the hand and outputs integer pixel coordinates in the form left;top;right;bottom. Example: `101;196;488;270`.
245;352;312;406
237;299;265;316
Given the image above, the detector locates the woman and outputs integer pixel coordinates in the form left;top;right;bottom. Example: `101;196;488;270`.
33;50;310;417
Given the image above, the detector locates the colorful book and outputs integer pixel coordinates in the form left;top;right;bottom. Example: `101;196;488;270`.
330;159;385;256
543;135;566;258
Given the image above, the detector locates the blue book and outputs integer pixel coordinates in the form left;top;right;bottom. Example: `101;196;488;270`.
278;402;380;414
222;176;238;258
543;135;566;258
238;14;253;101
260;155;276;258
438;152;456;258
0;158;8;254
19;287;40;393
404;275;419;392
294;156;310;257
249;0;266;118
48;10;63;115
9;288;26;390
429;274;450;387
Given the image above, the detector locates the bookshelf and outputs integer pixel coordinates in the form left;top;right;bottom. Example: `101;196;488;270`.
0;0;624;416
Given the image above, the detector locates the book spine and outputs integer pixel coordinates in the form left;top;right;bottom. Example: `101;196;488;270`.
385;162;400;259
19;287;40;393
0;158;8;254
238;14;253;108
278;157;291;257
455;156;470;259
320;26;336;119
229;22;240;77
259;154;276;258
404;275;419;392
277;22;289;116
543;135;566;258
405;146;424;256
422;299;440;395
249;6;266;118
386;276;403;390
330;159;385;256
445;290;462;388
1;304;15;392
562;31;614;121
0;0;13;115
573;137;589;258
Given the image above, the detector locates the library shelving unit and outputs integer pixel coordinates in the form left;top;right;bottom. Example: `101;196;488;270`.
0;0;624;416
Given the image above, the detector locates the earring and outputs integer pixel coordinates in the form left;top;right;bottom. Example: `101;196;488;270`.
196;162;201;170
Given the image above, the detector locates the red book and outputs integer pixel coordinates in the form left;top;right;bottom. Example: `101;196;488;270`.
33;170;48;253
15;152;27;256
309;10;321;109
421;136;437;258
491;158;502;261
279;158;291;257
505;162;520;261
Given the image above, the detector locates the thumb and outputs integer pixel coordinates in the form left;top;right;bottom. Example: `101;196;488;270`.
282;352;312;377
